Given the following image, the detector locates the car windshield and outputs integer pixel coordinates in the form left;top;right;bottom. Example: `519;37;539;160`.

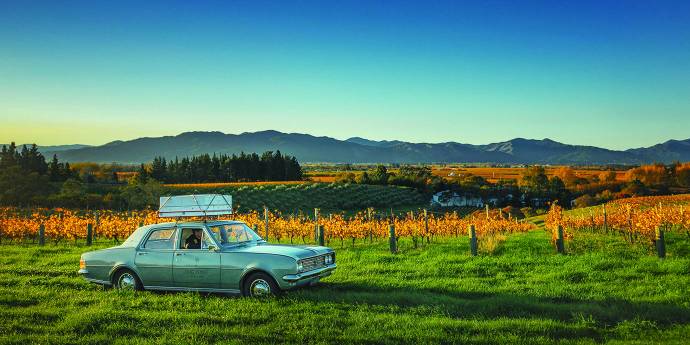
208;223;262;245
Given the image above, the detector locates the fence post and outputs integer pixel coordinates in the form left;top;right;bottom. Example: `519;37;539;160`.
468;224;477;256
86;223;93;246
263;206;269;241
556;225;565;254
318;225;325;246
389;223;397;254
655;226;666;259
38;224;45;246
485;204;489;219
424;209;430;244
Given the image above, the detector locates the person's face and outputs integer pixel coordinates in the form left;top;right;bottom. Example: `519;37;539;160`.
194;230;202;240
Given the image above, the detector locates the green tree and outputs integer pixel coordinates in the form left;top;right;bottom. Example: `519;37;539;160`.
370;165;389;185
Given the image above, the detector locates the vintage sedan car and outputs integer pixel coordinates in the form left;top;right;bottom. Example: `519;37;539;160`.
78;220;336;297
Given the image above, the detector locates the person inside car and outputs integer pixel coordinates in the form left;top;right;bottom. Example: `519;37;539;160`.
184;229;202;249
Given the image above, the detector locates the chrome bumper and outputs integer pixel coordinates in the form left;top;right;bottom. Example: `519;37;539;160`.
78;269;89;275
282;264;337;283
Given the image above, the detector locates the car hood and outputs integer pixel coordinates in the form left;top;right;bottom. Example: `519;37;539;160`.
222;243;332;259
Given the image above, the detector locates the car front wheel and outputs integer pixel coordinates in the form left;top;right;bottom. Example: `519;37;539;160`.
242;272;280;297
113;269;143;291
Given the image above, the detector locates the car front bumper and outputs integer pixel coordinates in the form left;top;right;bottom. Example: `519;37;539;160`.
281;264;337;288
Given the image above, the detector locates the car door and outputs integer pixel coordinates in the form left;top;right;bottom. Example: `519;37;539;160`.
134;227;177;287
173;226;220;289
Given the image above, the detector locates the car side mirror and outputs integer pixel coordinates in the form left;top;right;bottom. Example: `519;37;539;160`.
208;245;219;252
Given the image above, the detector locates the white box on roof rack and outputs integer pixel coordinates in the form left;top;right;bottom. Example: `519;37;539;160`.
158;194;232;218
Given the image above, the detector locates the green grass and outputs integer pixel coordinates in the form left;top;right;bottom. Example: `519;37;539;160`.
1;230;689;344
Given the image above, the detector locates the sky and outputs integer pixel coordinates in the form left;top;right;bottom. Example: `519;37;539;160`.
1;0;689;150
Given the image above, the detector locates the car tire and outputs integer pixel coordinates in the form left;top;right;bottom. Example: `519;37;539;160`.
113;268;143;291
242;272;280;297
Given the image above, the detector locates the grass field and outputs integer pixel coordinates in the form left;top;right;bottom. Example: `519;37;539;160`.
1;224;689;344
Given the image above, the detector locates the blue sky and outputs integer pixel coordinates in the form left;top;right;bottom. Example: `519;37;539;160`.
1;0;689;149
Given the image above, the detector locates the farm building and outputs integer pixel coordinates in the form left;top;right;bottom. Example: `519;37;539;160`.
430;191;484;207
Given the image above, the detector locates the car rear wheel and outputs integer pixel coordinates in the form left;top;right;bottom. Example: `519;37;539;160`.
242;272;280;297
113;269;143;291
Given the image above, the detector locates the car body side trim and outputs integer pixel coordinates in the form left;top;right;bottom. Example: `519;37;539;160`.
144;285;241;294
85;278;112;285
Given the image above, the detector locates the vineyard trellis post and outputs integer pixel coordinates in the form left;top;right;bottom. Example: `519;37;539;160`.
468;224;477;256
367;208;373;243
318;225;325;246
314;208;319;242
86;223;93;246
603;204;608;234
38;224;45;246
94;211;99;240
263;206;269;241
655;226;666;259
424;209;430;244
389;223;397;254
555;225;565;254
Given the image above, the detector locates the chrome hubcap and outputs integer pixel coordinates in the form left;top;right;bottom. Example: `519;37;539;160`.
118;273;136;290
250;279;271;297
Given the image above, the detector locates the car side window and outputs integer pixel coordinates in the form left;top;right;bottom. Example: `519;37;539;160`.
142;228;177;250
179;228;214;250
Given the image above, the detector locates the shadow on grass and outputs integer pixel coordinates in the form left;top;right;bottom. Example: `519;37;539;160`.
290;280;690;330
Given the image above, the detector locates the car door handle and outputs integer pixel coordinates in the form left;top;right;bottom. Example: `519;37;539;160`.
175;253;184;256
137;252;147;255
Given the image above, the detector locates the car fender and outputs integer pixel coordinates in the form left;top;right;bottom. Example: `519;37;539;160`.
238;254;295;287
108;262;142;283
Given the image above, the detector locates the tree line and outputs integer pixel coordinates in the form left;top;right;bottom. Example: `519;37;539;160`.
142;151;302;184
0;142;303;209
0;143;78;206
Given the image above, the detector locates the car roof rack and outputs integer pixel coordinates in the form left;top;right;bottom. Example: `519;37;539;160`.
158;194;232;219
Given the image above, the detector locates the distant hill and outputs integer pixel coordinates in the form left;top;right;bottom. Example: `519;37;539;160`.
38;131;690;165
0;144;92;155
626;139;690;163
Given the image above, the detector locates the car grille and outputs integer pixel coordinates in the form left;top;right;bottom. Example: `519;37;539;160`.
301;255;326;272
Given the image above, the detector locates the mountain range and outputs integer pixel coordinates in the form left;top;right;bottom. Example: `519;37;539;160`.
9;131;689;165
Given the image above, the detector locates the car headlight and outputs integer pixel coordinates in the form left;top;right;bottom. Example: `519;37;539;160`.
297;261;304;272
324;254;333;265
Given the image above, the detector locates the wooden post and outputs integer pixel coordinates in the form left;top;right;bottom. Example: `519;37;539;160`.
38;224;45;246
655;226;666;259
468;224;477;256
485;204;489;219
263;206;269;241
603;204;608;233
314;208;319;242
318;225;325;246
367;208;373;243
424;209;430;244
94;211;99;239
556;225;565;254
389;224;397;254
86;223;93;246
